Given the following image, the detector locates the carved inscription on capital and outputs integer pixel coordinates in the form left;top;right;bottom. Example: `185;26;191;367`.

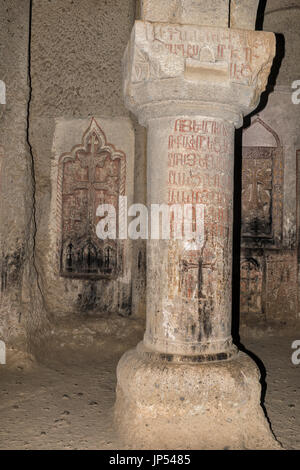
127;22;275;90
164;117;233;342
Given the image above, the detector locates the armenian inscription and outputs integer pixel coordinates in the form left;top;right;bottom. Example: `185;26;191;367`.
166;117;233;341
130;22;274;90
167;118;232;239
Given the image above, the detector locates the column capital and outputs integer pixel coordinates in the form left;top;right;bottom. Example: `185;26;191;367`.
123;21;276;128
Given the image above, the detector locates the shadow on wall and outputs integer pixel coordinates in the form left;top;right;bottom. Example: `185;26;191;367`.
247;33;285;126
231;129;273;430
231;8;286;401
231;26;285;345
256;0;267;31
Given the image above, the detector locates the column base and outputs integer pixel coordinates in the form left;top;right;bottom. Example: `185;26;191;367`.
115;345;281;450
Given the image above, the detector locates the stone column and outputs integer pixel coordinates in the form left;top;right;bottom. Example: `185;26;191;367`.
115;3;280;449
144;115;236;360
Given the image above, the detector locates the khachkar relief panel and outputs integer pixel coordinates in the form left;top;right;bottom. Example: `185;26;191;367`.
161;117;234;346
241;118;283;247
265;251;298;322
240;119;284;320
57;119;126;280
240;256;263;316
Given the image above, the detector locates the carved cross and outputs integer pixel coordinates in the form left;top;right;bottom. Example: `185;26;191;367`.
243;163;272;212
64;131;119;233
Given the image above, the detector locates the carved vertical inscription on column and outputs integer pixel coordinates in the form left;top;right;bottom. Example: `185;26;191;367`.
165;118;233;342
57;118;126;279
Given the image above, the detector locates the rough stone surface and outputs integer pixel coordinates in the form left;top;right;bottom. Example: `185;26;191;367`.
0;0;298;451
30;0;136;119
264;1;300;86
121;18;276;355
124;21;275;123
1;328;299;450
240;87;300;324
230;0;259;30
40;117;134;316
140;0;230;28
115;347;280;449
132;0;300;329
0;0;48;350
143;116;236;357
116;9;278;448
29;0;138;318
130;119;147;318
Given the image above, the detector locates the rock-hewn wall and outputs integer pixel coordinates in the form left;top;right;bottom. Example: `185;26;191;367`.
29;0;142;318
264;1;300;86
0;0;47;349
0;0;147;351
1;0;300;348
240;0;300;326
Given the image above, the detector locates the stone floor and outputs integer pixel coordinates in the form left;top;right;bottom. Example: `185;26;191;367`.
241;334;300;450
0;317;299;450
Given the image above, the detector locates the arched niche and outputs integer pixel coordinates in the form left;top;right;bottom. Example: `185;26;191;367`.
243;117;280;148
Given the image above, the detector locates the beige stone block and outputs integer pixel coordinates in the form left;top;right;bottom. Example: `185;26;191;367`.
230;0;259;30
124;21;276;123
115;346;281;449
140;0;230;28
